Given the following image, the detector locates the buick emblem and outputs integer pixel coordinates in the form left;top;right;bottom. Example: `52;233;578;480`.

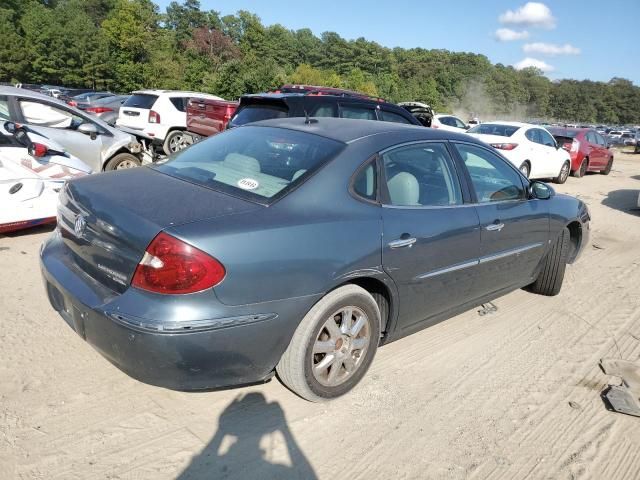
74;215;87;238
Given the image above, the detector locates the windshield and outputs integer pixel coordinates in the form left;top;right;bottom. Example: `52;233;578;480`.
467;124;519;137
153;126;344;203
230;104;288;127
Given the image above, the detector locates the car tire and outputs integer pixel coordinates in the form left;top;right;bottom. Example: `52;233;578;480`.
277;284;381;402
105;153;141;171
573;158;587;178
163;130;187;155
601;158;613;175
519;162;530;178
528;227;570;296
554;161;570;184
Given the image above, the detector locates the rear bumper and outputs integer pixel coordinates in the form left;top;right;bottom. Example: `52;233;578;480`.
40;233;320;391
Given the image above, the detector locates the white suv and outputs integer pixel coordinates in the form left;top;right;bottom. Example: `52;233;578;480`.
116;90;223;154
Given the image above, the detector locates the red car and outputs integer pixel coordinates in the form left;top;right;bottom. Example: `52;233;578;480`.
181;97;238;147
548;127;613;177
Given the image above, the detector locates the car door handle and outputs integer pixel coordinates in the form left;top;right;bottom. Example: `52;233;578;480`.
388;237;417;248
485;223;505;232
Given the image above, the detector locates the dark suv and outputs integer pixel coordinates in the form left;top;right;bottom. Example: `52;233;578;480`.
227;89;422;129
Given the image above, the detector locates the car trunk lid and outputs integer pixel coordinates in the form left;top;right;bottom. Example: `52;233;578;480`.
57;167;261;293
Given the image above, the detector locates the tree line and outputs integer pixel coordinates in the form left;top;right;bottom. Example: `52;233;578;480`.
2;0;639;124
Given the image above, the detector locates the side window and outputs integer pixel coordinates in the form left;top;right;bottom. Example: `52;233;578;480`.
0;96;10;121
169;97;187;112
352;161;377;201
340;104;376;120
453;117;467;129
19;100;83;129
454;143;525;203
526;128;542;144
378;110;412;124
382;143;462;207
310;103;336;118
539;129;556;147
439;116;453;127
595;133;606;146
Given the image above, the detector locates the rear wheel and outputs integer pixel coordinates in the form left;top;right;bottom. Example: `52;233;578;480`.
528;227;570;296
519;162;530;178
601;158;613;175
554;161;570;184
163;130;187;155
105;153;141;171
277;284;381;402
573;158;588;178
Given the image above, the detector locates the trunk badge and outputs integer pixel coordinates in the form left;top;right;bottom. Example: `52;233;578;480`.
74;215;87;238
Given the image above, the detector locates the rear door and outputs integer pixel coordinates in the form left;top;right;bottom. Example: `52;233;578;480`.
586;131;605;167
338;103;377;121
117;93;158;130
452;142;549;295
378;142;482;332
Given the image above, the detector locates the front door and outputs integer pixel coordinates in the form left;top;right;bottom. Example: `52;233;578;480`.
13;97;105;172
379;142;482;332
452;142;549;296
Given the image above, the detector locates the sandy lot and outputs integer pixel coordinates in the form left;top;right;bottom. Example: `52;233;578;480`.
1;151;639;480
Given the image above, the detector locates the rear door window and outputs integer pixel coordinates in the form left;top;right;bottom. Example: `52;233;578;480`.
378;110;412;124
18;99;84;129
339;104;376;121
452;117;467;129
169;97;187;112
0;96;10;121
123;94;159;109
539;129;556;147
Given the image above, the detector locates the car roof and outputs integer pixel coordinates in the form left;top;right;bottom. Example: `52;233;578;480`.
131;90;222;99
477;120;530;128
0;85;76;107
241;92;396;107
246;117;478;144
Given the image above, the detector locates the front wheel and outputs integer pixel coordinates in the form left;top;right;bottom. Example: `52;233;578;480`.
277;284;381;402
527;227;570;296
554;161;570;184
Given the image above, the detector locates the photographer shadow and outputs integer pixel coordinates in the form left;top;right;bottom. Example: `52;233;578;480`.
177;392;317;480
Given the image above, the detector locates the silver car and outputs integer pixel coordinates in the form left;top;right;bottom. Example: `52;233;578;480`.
0;87;155;171
81;94;129;126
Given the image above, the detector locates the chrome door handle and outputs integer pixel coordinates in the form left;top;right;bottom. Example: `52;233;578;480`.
485;223;505;232
389;237;417;248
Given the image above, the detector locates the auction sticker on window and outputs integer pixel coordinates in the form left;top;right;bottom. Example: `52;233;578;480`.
237;178;259;190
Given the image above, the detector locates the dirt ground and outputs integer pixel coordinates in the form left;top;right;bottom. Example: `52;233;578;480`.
1;151;640;480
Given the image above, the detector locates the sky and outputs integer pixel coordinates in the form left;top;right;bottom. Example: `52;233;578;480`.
156;0;640;84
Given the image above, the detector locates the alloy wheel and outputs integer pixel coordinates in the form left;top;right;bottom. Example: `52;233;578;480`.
169;133;186;152
311;306;371;387
560;163;569;182
116;159;138;169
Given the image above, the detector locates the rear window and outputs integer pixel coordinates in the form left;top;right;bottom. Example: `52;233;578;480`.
467;124;519;137
230;104;288;127
123;94;159;109
153;126;344;203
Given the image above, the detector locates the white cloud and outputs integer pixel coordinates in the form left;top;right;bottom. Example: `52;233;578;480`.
523;42;580;55
513;57;555;72
494;28;530;42
499;2;556;29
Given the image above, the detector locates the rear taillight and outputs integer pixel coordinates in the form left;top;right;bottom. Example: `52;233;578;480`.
67;100;77;107
149;110;161;123
131;232;225;294
86;106;113;114
491;143;518;151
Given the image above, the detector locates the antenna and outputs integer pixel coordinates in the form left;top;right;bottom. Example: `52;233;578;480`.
304;110;318;124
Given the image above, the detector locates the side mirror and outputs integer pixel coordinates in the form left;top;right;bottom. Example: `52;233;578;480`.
3;121;17;134
530;181;553;200
77;122;98;139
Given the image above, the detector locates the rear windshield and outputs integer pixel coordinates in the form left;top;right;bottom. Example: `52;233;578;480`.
153;126;344;203
467;124;519;137
548;128;579;138
230;104;288;127
123;94;159;109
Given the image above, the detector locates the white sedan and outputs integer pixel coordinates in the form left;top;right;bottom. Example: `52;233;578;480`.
467;121;571;183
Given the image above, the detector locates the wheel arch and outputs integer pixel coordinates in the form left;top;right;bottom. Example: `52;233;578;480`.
103;147;136;171
566;220;582;263
329;275;398;342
